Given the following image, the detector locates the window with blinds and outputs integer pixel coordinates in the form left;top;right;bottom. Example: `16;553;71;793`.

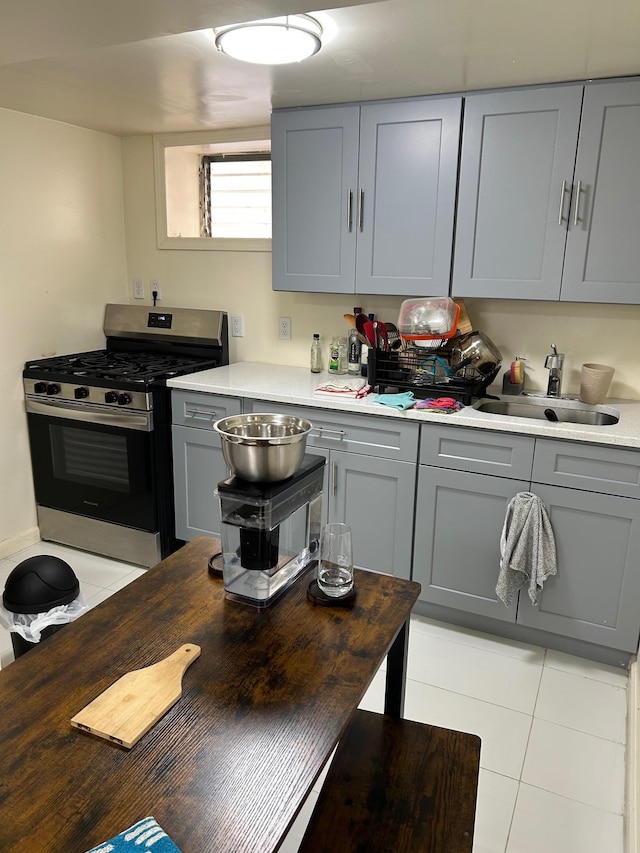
200;153;272;239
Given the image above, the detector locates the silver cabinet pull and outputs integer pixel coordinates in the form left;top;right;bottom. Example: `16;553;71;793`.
312;426;347;439
573;180;582;226
185;407;219;421
331;461;338;497
347;189;353;232
557;180;567;225
358;188;364;231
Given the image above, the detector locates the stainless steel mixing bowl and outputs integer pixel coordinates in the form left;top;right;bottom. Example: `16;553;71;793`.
213;413;313;482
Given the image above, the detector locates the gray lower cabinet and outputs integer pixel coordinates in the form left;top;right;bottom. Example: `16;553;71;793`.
414;425;640;656
517;483;640;652
414;426;534;620
414;466;528;621
243;399;418;578
171;390;241;540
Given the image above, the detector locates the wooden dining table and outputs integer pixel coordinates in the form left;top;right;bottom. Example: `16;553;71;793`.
0;536;421;852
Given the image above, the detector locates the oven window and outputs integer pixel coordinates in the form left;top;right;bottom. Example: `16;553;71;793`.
50;425;130;492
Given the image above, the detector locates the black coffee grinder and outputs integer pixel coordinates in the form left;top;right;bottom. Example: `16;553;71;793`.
216;454;325;607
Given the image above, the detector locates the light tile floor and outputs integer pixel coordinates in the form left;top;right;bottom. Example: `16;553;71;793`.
0;542;629;852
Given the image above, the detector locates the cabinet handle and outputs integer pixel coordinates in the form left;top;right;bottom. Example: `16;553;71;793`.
347;189;353;232
312;426;347;439
331;461;338;497
358;188;364;232
557;180;567;225
185;408;219;421
573;180;582;226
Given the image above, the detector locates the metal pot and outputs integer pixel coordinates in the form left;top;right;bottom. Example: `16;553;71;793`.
451;331;502;377
213;413;312;482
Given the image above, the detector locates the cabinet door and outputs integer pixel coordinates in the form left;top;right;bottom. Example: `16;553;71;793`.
561;79;640;303
517;484;640;652
414;466;529;620
453;86;583;300
271;106;360;293
356;98;461;296
328;450;415;579
172;425;229;540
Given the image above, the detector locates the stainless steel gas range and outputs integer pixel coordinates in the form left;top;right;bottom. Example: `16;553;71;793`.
23;304;228;567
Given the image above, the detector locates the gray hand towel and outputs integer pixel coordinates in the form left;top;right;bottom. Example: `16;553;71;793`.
496;492;557;607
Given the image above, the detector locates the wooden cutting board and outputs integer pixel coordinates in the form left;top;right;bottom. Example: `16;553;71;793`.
71;643;201;748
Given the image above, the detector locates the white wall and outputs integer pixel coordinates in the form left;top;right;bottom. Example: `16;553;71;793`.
0;108;128;555
122;133;640;399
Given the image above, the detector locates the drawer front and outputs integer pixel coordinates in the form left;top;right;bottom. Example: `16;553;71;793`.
533;439;640;498
243;399;419;462
172;390;242;429
420;424;535;480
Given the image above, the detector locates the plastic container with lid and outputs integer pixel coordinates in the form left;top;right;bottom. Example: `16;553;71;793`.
397;297;460;341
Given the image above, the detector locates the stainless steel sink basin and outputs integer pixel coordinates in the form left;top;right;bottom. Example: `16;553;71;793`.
473;395;620;426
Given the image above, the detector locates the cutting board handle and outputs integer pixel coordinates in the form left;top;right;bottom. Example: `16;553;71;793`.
161;643;201;674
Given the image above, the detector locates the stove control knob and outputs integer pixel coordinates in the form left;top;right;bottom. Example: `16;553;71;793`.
34;382;47;394
74;387;89;400
46;383;60;396
105;391;118;404
117;393;132;406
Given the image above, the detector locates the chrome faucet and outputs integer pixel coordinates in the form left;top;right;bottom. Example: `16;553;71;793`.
544;344;564;397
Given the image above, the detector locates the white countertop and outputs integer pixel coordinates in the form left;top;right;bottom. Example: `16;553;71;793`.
168;362;640;449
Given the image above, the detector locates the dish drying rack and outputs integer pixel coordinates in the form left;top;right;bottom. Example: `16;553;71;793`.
367;344;499;405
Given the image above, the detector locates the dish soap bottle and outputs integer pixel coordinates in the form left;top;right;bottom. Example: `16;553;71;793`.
310;333;322;373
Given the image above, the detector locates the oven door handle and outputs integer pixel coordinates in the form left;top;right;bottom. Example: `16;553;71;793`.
25;397;153;431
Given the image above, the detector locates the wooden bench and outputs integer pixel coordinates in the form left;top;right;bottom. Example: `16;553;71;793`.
298;709;481;853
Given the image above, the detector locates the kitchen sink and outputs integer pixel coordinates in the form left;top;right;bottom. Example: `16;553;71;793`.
473;395;620;426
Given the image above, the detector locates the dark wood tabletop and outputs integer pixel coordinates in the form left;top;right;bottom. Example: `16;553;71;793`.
0;536;421;853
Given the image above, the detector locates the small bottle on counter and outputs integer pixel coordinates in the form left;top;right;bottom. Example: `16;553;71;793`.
360;343;369;377
338;337;348;374
348;328;362;375
310;333;322;373
328;337;341;373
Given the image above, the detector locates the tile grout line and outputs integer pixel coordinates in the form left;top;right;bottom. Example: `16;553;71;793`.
503;647;549;851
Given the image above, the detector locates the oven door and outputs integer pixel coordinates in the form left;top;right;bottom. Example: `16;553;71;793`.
26;398;157;532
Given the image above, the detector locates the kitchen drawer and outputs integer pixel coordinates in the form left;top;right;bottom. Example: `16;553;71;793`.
533;439;640;498
243;400;419;462
172;390;241;429
419;424;535;480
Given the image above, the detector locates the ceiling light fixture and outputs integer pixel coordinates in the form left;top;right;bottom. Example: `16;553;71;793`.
214;15;323;65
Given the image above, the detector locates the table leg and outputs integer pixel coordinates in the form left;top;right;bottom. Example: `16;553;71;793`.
384;618;409;718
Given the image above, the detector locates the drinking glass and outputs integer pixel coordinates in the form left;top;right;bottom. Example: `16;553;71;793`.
317;522;354;598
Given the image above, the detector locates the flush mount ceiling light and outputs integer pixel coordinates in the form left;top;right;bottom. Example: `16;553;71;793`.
214;14;323;65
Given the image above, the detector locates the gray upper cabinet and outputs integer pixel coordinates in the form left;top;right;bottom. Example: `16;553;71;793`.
271;106;359;294
271;97;461;295
453;85;584;300
453;78;640;303
355;99;461;295
561;79;640;302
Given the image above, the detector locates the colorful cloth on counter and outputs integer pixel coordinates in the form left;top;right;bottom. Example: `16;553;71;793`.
413;397;464;413
373;391;416;410
85;817;182;852
496;492;557;607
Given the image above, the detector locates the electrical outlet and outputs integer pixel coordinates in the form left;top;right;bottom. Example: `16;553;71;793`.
279;317;292;340
150;279;162;301
133;278;145;299
231;315;244;337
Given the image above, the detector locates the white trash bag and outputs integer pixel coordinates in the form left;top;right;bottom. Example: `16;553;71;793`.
0;593;87;643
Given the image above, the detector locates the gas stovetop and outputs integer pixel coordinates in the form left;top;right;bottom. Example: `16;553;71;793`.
23;303;228;409
24;349;219;386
